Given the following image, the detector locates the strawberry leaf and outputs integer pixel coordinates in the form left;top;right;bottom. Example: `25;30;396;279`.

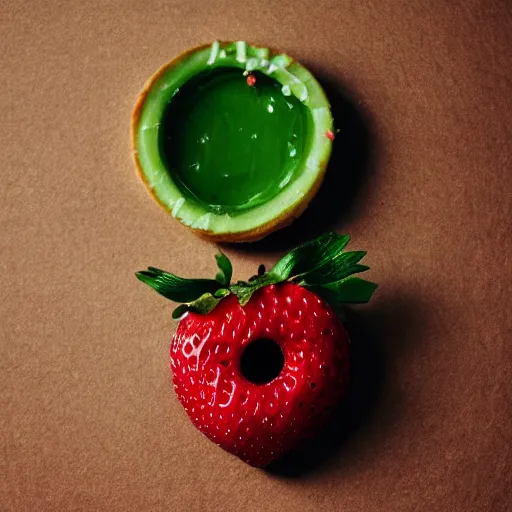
230;274;280;306
136;267;222;303
270;232;350;281
298;254;369;285
172;304;190;319
214;288;231;299
171;292;225;319
305;277;378;304
215;251;233;287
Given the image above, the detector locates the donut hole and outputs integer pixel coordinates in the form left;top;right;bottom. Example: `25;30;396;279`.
240;339;284;384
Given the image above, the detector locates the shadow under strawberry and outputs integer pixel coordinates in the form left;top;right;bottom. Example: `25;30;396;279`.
228;69;378;254
266;294;422;478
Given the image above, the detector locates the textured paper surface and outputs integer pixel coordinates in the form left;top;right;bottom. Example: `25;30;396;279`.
1;1;511;511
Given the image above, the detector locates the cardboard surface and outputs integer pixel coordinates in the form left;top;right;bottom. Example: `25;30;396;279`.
1;1;511;510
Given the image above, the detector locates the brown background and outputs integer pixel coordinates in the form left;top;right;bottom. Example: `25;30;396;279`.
1;1;511;511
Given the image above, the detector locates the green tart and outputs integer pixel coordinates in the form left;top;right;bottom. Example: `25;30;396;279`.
132;41;333;242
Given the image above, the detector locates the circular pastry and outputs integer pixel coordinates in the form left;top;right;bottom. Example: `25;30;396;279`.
132;41;333;242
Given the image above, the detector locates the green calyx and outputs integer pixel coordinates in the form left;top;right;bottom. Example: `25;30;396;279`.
136;232;378;319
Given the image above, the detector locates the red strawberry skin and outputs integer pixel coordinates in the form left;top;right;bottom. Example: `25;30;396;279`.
170;282;350;467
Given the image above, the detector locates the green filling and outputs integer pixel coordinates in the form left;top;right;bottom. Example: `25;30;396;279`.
158;69;312;214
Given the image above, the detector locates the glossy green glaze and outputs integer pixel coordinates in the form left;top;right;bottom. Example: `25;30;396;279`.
134;42;333;239
159;69;312;213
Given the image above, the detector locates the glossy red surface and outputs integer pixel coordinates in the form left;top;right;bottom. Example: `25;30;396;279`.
171;283;350;466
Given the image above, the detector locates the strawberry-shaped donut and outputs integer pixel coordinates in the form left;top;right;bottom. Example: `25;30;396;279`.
137;233;377;467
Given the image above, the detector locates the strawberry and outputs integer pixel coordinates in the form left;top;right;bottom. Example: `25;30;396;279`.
137;233;377;467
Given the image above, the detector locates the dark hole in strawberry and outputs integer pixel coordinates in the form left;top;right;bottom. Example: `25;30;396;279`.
309;382;316;389
240;338;284;385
